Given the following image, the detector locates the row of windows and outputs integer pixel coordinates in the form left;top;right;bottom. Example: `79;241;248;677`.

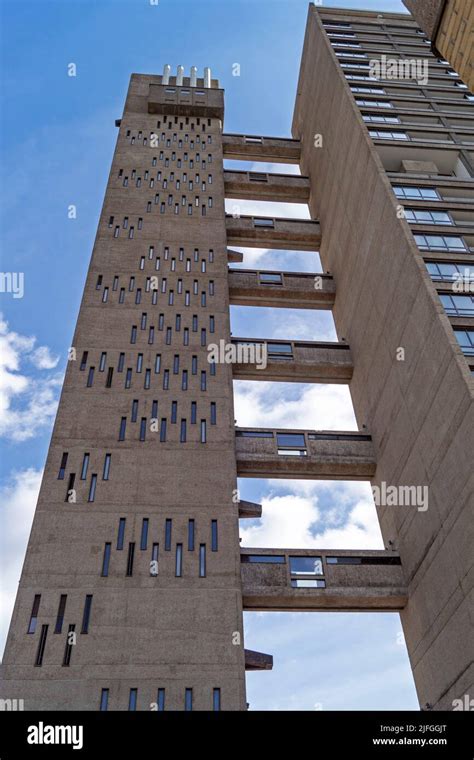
102;526;216;577
100;687;221;711
117;169;213;191
28;593;93;636
130;152;213;170
127;132;213;147
112;517;218;554
414;234;468;252
58;452;111;482
80;350;215;375
128;318;216;347
118;415;210;442
130;400;216;425
455;329;474;356
28;594;93;667
86;363;216;391
426;262;474;282
440;294;474;317
97;278;215;304
352;85;473;105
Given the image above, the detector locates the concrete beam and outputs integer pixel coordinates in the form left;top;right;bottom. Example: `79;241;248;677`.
244;649;273;671
228;268;335;309
226;215;321;251
223;133;301;164
241;549;406;611
236;428;376;480
231;338;353;383
238;500;263;519
224;170;310;203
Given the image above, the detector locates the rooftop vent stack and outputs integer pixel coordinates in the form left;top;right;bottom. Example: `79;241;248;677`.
204;67;212;88
162;64;171;85
176;65;184;86
190;66;198;87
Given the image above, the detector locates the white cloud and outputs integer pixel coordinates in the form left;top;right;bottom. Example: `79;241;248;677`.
234;381;357;430
30;345;60;370
240;480;383;550
0;468;42;659
0;314;62;441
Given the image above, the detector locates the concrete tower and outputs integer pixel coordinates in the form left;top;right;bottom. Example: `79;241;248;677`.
1;6;473;711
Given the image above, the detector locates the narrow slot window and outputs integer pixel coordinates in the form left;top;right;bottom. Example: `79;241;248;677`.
199;544;206;577
175;543;183;577
140;518;149;550
165;519;172;551
126;542;135;576
101;543;111;576
35;625;48;667
103;453;111;480
81;594;93;634
28;595;41;634
117;518;126;550
88;474;97;502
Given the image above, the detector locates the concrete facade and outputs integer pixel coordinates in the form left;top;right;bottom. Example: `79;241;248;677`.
403;0;474;91
1;6;473;712
292;6;473;710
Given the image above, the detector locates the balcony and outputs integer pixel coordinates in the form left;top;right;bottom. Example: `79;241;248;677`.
226;215;321;251
228;268;335;309
241;549;406;611
224;170;310;203
235;429;376;480
147;83;224;119
223;133;301;163
231;338;352;383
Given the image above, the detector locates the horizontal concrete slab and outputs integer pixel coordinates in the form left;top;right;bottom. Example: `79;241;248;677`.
226;215;321;251
241;548;406;611
229;268;335;309
231;338;353;383
236;428;376;480
223;133;301;164
224;170;310;203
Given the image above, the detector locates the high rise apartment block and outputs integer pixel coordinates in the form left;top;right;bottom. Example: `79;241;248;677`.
1;6;473;711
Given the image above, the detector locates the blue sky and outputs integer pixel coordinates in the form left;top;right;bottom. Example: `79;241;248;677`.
0;0;419;709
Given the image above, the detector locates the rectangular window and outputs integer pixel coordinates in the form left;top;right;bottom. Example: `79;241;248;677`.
191;402;197;424
140;417;147;441
100;689;109;711
129;689;138;711
173;355;179;374
163;370;169;390
140;518;149;550
58;452;68;480
213;688;221;711
125;368;132;389
80;351;88;370
81;594;93;634
62;623;75;667
241;554;285;564
210;402;216;425
119;417;127;441
88;474;97;503
160;418;167;442
171;401;177;424
211;520;218;552
54;595;67;634
188;519;195;551
35;624;48;667
28;594;41;634
175;543;183;577
103;453;111;480
157;689;165;711
101;543;111;576
200;419;206;443
155;354;161;373
185;688;193;711
182;370;188;391
165;519;172;551
289;556;323;576
130;326;137;344
105;367;113;388
117;518;126;550
86;367;95;386
65;473;75;503
126;543;135;576
199;544;206;577
131;399;138;422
